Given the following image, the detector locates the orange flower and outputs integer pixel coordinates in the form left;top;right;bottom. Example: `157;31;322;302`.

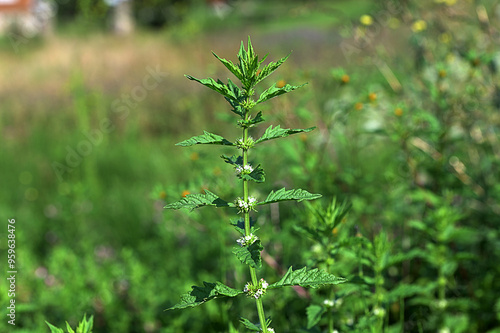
276;79;287;88
181;190;190;197
213;167;222;176
159;191;167;199
341;74;350;84
190;152;199;161
394;107;403;117
368;92;377;102
332;227;339;236
355;102;363;110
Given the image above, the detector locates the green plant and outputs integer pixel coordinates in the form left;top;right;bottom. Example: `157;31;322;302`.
45;314;93;333
164;37;347;332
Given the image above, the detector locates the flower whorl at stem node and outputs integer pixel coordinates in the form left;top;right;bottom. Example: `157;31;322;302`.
244;278;269;299
235;136;255;150
235;196;257;213
235;164;254;175
236;233;258;247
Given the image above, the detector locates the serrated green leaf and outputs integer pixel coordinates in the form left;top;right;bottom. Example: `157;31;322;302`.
249;111;265;125
75;314;93;333
176;131;233;147
45;322;65;333
168;281;243;310
256;53;290;85
256;83;306;104
212;51;243;81
224;79;246;116
306;304;326;329
233;240;263;268
240;111;265;128
239;317;261;331
269;266;346;289
241;165;265;183
221;154;243;165
66;322;75;333
164;190;231;211
186;75;238;100
239;317;272;332
255;125;315;144
259;188;322;205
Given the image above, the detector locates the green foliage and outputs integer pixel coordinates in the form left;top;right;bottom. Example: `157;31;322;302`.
164;190;231;211
176;131;234;146
233;240;264;269
269;266;347;289
168;282;243;310
46;314;93;333
255;125;316;144
4;1;500;332
259;188;322;204
164;36;337;332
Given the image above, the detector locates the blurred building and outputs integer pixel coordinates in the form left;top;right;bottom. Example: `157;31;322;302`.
105;0;134;35
0;0;54;37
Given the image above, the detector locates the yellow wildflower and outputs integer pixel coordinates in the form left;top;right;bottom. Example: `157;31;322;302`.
360;15;373;26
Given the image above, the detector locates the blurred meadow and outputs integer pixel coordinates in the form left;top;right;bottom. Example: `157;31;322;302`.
1;0;500;332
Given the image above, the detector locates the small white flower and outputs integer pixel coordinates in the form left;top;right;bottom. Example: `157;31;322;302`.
236;233;258;247
267;328;275;333
235;164;254;175
436;299;447;309
244;164;254;172
234;196;258;213
323;299;335;307
373;307;386;317
244;278;268;299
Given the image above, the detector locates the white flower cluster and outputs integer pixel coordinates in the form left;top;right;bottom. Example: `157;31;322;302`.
244;278;269;299
323;298;343;309
236;233;258;247
235;164;254;175
266;328;275;333
235;196;257;213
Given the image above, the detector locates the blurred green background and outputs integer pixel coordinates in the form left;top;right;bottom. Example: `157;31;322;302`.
1;0;500;332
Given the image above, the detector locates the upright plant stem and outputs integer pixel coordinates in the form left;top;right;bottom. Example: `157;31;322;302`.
242;112;268;332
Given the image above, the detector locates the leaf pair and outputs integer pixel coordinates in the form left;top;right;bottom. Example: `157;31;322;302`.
164;187;322;212
167;266;346;310
176;125;315;147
